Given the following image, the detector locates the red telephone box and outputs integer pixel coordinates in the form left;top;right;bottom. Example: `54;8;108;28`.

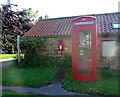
72;17;97;81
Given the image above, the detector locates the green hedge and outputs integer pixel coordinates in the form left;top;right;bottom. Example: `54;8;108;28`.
14;54;72;68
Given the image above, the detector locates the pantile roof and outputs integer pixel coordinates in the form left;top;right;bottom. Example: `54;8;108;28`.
24;12;119;37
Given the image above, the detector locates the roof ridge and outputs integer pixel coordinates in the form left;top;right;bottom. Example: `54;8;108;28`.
40;12;119;21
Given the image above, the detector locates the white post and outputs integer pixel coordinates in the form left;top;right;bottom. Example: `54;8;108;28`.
17;35;20;62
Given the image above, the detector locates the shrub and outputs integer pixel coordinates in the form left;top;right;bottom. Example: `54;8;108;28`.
100;68;117;79
20;37;45;61
62;54;72;68
14;54;72;68
20;36;72;68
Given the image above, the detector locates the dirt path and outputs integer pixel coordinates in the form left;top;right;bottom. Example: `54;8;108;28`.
52;69;66;83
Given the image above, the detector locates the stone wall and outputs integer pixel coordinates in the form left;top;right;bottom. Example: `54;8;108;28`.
97;35;118;69
39;36;72;56
39;35;119;69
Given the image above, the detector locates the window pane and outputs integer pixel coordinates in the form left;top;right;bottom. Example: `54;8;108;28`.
102;41;116;57
112;23;120;28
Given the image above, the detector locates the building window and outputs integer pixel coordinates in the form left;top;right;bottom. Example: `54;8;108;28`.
112;22;120;29
102;41;117;57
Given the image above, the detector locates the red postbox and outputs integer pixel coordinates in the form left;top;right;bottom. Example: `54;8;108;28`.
58;40;64;51
72;16;97;81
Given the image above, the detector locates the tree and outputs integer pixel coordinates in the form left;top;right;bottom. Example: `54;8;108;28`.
1;4;49;54
23;8;49;23
1;4;33;54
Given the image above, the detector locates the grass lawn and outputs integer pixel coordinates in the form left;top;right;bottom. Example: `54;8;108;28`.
1;91;51;97
63;68;119;95
1;64;59;87
0;54;24;59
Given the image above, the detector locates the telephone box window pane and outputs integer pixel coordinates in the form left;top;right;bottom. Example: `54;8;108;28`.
77;59;91;64
80;53;90;58
77;30;91;41
79;35;91;41
77;53;91;58
77;64;91;69
79;41;91;46
77;47;91;53
76;70;90;74
80;47;91;52
76;30;90;35
102;41;116;57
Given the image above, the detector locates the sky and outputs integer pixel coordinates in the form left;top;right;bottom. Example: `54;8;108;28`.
0;0;119;18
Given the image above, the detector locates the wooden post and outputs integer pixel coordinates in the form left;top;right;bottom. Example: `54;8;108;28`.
17;35;20;62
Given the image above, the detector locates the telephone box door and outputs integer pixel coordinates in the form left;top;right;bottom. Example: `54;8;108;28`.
72;17;97;81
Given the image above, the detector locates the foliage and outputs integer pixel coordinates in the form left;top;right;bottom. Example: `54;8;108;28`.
100;68;117;78
2;64;58;87
38;14;49;21
0;54;24;59
2;91;30;96
2;4;33;54
20;37;45;60
63;68;119;95
20;36;71;68
23;8;49;23
26;8;39;23
62;54;72;68
1;4;48;54
20;36;72;68
14;54;71;68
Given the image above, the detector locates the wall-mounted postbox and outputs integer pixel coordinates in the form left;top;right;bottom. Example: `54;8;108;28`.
72;16;97;81
58;40;64;51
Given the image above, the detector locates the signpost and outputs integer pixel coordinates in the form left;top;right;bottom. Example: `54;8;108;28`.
72;17;97;81
17;35;20;62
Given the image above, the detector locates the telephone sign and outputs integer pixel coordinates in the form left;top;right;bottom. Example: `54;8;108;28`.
72;17;97;81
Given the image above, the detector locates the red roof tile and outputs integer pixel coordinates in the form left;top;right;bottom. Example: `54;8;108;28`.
24;12;119;37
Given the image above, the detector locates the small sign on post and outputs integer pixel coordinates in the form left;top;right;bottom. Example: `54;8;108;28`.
17;35;20;62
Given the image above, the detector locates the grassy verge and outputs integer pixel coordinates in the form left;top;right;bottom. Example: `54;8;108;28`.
0;54;24;59
1;64;59;87
63;68;119;95
1;91;31;96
